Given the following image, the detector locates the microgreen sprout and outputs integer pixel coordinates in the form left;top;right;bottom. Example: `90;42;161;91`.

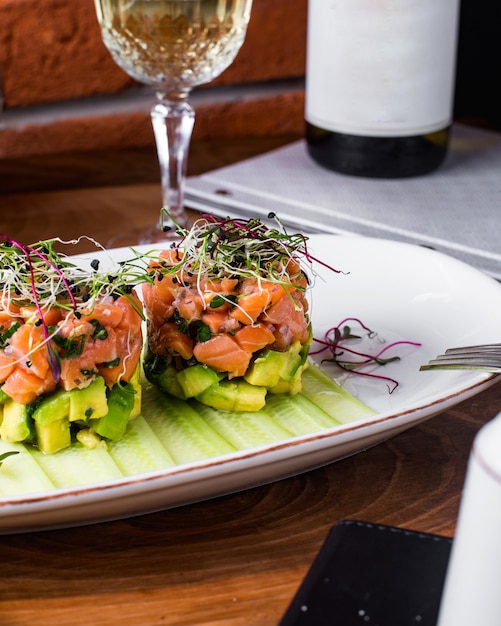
0;235;146;312
311;318;421;393
155;213;341;291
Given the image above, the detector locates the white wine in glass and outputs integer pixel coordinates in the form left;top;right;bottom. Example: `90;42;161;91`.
94;0;253;244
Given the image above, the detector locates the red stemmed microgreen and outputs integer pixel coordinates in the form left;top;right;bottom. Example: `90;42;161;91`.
311;318;421;393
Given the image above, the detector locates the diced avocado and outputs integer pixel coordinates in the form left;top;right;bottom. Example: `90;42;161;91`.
197;379;267;412
94;382;135;441
76;428;105;449
0;399;33;443
144;354;186;399
300;332;312;365
245;342;303;387
177;364;225;398
69;376;108;422
268;361;308;395
279;346;303;382
129;365;142;417
0;367;144;453
245;350;286;387
32;388;71;425
154;365;186;399
0;387;8;405
35;417;71;454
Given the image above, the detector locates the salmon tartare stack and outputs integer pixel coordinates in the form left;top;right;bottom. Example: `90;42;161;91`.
0;236;144;453
143;215;313;411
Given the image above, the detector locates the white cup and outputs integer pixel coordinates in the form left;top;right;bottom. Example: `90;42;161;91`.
437;411;501;625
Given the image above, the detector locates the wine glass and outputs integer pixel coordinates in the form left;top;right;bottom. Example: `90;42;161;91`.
94;0;253;244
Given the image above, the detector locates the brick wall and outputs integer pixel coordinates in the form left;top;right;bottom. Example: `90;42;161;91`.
0;0;307;158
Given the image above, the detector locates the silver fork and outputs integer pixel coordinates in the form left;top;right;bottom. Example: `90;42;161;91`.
420;344;501;372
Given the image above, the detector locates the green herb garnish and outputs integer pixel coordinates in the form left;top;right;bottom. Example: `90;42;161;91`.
0;451;19;466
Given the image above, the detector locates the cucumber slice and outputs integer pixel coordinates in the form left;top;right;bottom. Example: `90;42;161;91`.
265;393;341;436
0;440;54;496
29;444;122;488
301;363;376;423
108;416;176;475
194;403;293;449
141;386;236;463
0;362;375;496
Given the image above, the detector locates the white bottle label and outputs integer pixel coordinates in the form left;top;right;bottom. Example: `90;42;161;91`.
306;0;460;137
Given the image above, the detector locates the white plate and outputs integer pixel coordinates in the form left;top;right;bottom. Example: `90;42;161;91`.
1;235;500;534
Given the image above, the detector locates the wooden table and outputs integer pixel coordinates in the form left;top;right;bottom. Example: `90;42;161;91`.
1;137;501;625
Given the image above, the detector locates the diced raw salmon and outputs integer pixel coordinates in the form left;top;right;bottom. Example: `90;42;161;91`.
174;292;204;322
1;366;56;405
8;323;51;381
260;281;288;307
81;298;124;329
201;311;231;335
19;306;64;326
231;289;270;324
148;322;194;360
0;292;143;402
193;334;251;379
0;297;21;316
204;277;239;293
0;310;21;331
99;326;142;386
264;292;310;349
142;283;175;328
234;323;275;353
0;353;16;384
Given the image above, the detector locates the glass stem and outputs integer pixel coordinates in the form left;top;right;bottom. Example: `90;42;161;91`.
151;92;195;231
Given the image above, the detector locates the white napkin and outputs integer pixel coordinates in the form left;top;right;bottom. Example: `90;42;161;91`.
185;123;501;279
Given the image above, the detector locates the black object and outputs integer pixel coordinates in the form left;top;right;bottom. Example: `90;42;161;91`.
279;520;452;626
306;125;450;179
454;0;501;130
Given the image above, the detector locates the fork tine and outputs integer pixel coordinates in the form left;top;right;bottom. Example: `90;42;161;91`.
420;344;501;372
444;344;501;355
420;361;501;371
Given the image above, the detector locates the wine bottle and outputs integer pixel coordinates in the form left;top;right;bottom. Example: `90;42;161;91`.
305;0;460;179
